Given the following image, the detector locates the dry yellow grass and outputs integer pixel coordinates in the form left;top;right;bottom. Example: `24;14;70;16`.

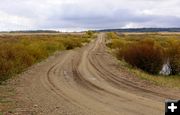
107;32;180;88
0;33;94;83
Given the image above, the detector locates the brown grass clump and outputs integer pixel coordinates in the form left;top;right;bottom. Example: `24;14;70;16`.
118;39;164;74
106;32;180;75
166;39;180;75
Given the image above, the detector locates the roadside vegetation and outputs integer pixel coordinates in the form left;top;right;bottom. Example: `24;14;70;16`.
0;32;95;83
106;32;180;88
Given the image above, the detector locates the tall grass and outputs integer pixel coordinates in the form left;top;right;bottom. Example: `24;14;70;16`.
0;33;93;83
118;39;164;74
106;32;180;75
166;39;180;75
106;32;180;88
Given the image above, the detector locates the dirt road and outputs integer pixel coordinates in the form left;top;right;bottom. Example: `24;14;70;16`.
10;33;180;115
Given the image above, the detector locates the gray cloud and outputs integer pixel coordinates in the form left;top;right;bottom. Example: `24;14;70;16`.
0;0;180;31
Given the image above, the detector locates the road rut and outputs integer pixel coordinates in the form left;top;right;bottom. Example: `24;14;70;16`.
12;33;180;115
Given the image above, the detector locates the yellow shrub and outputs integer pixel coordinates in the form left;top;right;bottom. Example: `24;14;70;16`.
0;34;90;83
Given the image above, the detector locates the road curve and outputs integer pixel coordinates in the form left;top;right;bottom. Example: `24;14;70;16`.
13;33;180;115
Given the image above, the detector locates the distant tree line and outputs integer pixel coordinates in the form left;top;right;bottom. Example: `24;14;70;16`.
97;28;180;32
9;30;60;33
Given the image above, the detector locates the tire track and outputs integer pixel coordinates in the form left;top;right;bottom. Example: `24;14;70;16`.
88;34;180;100
13;33;180;115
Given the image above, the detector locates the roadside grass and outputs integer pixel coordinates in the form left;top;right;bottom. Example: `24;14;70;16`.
106;32;180;89
0;85;15;113
0;33;95;83
117;58;180;89
132;69;180;88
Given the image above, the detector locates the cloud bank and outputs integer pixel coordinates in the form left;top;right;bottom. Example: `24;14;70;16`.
0;0;180;31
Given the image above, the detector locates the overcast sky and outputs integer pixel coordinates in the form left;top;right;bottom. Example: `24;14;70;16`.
0;0;180;31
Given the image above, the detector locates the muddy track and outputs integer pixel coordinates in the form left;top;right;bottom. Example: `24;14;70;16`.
11;33;180;115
